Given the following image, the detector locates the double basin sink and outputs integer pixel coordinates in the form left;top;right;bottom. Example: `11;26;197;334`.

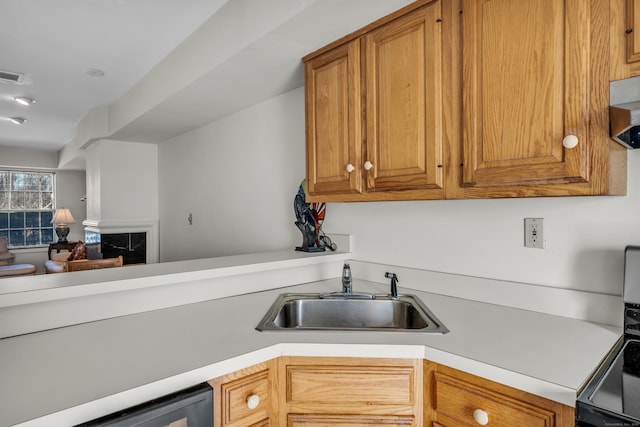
256;292;448;334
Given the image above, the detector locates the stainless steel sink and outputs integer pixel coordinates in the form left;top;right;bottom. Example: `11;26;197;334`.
256;293;448;333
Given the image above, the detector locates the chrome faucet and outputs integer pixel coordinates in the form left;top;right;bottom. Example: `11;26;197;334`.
385;272;398;298
341;263;352;294
321;263;373;299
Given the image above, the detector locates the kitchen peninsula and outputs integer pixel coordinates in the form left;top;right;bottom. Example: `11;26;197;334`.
0;248;622;426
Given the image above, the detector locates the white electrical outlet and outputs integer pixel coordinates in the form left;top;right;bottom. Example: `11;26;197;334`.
524;218;544;249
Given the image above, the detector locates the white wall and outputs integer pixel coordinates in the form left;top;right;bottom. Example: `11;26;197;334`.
158;87;305;261
159;87;640;298
85;139;158;223
326;169;640;296
0;146;59;169
85;143;101;222
56;170;87;243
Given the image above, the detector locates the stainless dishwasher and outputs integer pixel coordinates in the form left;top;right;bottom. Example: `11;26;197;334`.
75;382;213;426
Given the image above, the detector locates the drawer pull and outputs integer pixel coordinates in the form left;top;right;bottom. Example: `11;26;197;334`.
246;394;260;409
364;161;374;171
473;408;489;425
346;163;355;173
562;134;579;149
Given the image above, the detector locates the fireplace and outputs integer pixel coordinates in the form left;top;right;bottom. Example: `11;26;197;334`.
85;231;146;265
83;219;158;264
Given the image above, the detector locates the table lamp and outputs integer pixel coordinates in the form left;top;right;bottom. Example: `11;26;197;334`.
51;208;75;243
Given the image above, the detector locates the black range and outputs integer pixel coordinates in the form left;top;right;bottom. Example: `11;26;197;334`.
577;246;640;426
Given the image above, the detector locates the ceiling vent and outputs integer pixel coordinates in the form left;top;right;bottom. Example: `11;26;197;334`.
0;70;24;84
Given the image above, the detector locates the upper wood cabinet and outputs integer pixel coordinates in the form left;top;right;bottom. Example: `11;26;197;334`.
455;0;626;198
363;4;443;195
304;0;445;202
612;0;640;79
627;0;640;63
461;0;588;188
456;0;618;197
304;0;627;201
305;39;362;196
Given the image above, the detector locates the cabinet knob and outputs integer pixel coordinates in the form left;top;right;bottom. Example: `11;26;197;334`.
346;163;355;173
364;161;374;171
246;394;260;410
473;409;489;425
562;134;579;149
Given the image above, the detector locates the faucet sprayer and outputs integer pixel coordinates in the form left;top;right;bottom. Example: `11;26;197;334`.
385;272;398;298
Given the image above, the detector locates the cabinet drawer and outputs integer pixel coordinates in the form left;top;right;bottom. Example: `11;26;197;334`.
285;365;415;406
434;373;556;427
221;369;270;426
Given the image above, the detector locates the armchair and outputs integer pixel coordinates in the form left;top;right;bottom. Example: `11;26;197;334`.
45;241;86;273
45;251;72;273
67;256;124;272
0;236;37;277
45;242;124;273
0;237;15;266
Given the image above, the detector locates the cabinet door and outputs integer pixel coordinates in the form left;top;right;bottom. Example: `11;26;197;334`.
628;0;640;62
461;0;590;189
435;373;555;427
364;1;444;194
279;357;422;424
432;365;575;427
305;40;362;196
209;361;275;427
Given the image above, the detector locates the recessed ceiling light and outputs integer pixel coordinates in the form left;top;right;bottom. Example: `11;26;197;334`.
13;97;35;106
86;68;105;77
7;117;26;125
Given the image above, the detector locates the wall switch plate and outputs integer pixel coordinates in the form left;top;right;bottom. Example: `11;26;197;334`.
524;218;544;249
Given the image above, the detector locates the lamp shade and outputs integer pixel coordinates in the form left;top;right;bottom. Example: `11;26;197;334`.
51;208;76;225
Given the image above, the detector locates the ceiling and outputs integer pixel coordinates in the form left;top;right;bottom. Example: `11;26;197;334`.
0;0;414;160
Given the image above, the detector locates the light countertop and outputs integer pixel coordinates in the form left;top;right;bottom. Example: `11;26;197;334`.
0;250;351;338
0;278;621;427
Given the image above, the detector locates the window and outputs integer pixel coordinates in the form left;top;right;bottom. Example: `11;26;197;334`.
0;171;55;248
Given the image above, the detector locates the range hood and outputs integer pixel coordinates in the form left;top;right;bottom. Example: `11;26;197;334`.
610;101;640;149
610;76;640;149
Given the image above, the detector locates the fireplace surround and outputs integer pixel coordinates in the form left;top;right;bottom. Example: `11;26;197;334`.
103;232;146;264
85;231;146;265
83;219;158;264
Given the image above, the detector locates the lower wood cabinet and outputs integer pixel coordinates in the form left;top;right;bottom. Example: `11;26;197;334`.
428;363;575;427
278;356;423;427
208;357;574;427
208;360;277;427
